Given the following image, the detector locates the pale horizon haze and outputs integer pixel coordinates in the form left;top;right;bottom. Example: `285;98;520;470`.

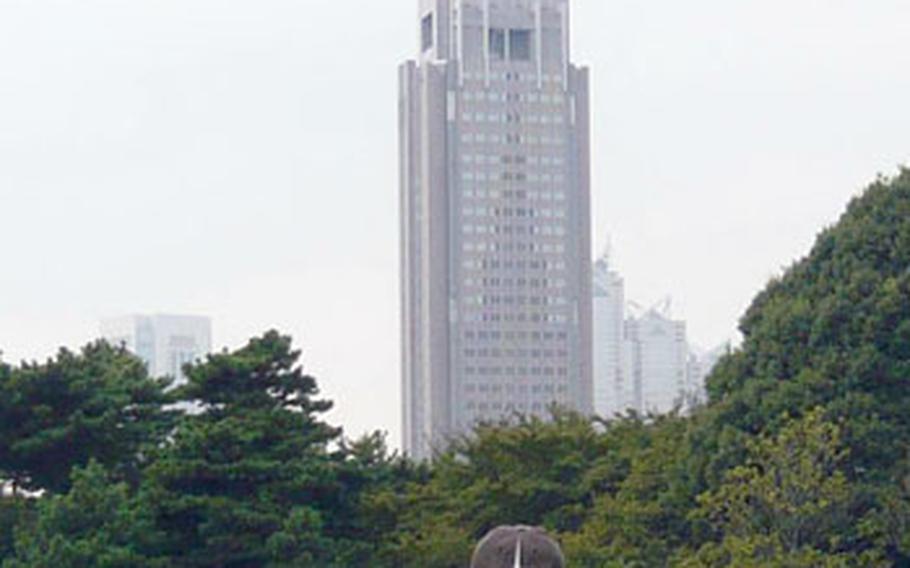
1;0;908;445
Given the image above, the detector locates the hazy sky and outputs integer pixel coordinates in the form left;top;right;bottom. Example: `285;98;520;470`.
1;0;908;445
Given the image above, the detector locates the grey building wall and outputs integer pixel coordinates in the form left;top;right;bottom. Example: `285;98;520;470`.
401;0;592;460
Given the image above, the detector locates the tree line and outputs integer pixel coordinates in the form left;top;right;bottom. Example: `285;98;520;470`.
2;169;910;566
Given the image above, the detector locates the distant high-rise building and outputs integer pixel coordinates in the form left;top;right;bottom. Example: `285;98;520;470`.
622;306;688;415
592;251;699;417
101;314;212;385
592;251;626;417
400;0;593;460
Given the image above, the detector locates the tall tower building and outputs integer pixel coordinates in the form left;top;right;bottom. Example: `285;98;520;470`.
101;314;212;385
400;0;593;460
623;307;688;415
592;251;626;418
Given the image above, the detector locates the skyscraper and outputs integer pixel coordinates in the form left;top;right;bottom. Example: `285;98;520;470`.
101;314;212;385
622;306;688;415
400;0;592;460
592;251;626;417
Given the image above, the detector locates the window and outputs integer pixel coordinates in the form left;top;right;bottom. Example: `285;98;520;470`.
510;29;532;61
421;14;434;52
489;28;506;60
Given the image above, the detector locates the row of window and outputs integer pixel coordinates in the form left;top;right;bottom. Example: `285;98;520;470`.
462;171;566;184
462;245;567;263
465;367;570;379
466;277;568;291
462;188;567;202
463;330;569;342
463;242;568;258
462;71;564;84
462;154;566;167
464;268;565;282
466;260;569;277
461;254;566;271
464;402;558;415
464;272;561;284
464;241;568;256
464;295;569;307
463;224;568;237
462;206;566;219
461;91;566;105
459;132;565;146
466;277;562;289
462;112;565;125
462;348;569;360
463;312;570;324
465;382;568;394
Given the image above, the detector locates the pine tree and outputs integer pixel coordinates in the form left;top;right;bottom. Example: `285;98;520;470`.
0;342;172;494
4;461;165;568
142;331;352;567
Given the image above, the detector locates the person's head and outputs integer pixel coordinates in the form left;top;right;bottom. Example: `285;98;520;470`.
470;525;565;568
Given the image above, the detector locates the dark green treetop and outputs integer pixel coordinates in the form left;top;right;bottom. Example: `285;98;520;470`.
4;461;166;568
142;331;358;567
0;341;173;493
701;168;910;483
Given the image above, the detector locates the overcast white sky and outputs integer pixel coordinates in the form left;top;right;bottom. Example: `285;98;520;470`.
1;0;908;445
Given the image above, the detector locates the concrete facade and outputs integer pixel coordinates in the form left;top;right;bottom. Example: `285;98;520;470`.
400;0;593;460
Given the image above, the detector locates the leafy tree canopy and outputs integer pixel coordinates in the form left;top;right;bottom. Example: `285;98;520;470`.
702;168;910;484
683;409;886;566
0;341;173;493
4;461;165;568
142;331;370;567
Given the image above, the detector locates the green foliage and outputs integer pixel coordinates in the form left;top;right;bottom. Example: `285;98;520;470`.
684;409;885;566
855;464;910;563
563;415;697;567
382;412;608;566
4;461;164;568
142;331;367;567
336;431;428;566
679;535;886;568
689;169;910;564
0;497;32;562
0;342;173;494
704;169;910;481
